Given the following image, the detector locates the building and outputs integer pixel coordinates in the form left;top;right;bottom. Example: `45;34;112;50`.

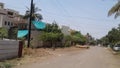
0;2;44;47
61;25;70;36
0;3;27;30
0;2;28;39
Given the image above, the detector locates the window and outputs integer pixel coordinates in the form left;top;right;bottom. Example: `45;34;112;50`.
8;12;13;15
8;22;10;25
4;21;7;25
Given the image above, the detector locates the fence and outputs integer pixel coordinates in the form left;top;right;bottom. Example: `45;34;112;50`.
0;40;23;60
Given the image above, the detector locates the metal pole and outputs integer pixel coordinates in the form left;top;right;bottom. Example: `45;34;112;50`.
27;0;33;48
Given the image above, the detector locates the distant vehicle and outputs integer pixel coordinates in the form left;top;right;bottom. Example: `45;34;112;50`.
113;44;120;51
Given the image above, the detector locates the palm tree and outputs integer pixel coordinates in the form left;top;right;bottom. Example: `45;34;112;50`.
24;3;43;48
24;4;43;21
108;1;120;18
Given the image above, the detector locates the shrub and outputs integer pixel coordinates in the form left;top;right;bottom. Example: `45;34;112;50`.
64;41;71;47
0;62;12;68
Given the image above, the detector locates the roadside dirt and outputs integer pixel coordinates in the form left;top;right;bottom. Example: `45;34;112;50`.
11;46;85;67
15;46;120;68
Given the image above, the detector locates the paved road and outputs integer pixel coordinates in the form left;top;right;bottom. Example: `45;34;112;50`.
16;46;120;68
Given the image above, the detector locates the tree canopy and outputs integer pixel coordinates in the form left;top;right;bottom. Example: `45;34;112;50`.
108;1;120;18
70;31;87;45
100;24;120;45
39;22;63;48
24;4;43;20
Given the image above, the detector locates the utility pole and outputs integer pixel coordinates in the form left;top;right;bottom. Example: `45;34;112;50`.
27;0;33;48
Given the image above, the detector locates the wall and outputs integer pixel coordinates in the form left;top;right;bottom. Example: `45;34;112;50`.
0;40;19;60
31;30;43;48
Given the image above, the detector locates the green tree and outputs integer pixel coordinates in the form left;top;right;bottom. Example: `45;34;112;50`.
40;32;63;46
43;23;61;33
0;27;8;39
108;1;120;18
107;28;120;44
100;36;109;46
100;25;120;46
71;31;87;45
64;35;72;47
39;22;63;49
8;27;18;39
24;4;43;20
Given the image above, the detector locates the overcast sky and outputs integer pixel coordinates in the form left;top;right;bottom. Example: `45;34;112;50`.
0;0;120;39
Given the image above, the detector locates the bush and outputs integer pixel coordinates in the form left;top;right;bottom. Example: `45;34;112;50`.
0;62;12;68
0;27;8;39
64;41;71;47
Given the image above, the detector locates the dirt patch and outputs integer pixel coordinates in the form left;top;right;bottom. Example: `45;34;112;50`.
0;48;53;67
53;46;85;53
1;46;86;68
15;48;53;66
18;47;85;65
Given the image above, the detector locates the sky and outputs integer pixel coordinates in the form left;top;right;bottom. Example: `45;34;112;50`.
0;0;120;39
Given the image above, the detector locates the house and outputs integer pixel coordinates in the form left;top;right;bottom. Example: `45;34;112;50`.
0;2;27;29
0;2;28;39
61;25;70;36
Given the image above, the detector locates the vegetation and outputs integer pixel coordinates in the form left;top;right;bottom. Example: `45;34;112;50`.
64;35;72;47
0;27;8;39
70;31;87;45
39;23;63;49
100;24;120;46
39;22;88;48
0;62;12;68
107;1;120;47
85;33;96;45
8;27;18;39
100;36;109;46
24;4;43;21
108;1;120;18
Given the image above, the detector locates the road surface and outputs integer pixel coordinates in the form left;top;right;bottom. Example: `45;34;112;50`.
16;46;120;68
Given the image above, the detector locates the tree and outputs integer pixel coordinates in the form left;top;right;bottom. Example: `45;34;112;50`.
0;27;8;39
85;33;95;44
24;3;43;48
100;36;109;46
107;28;120;44
71;31;87;45
108;1;120;18
39;23;63;49
8;27;18;39
40;32;63;47
43;23;61;33
24;4;43;21
63;35;72;47
100;24;120;46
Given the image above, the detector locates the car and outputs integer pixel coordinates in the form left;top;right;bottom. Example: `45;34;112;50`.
113;44;120;51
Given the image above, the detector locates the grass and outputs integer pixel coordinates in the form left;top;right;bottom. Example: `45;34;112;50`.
0;62;12;68
0;58;24;68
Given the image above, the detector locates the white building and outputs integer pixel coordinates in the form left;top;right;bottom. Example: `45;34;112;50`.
61;25;70;36
0;2;27;30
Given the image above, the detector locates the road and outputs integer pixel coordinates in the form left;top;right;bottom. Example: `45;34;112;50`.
16;46;120;68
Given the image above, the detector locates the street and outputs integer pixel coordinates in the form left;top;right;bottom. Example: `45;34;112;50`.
16;46;120;68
